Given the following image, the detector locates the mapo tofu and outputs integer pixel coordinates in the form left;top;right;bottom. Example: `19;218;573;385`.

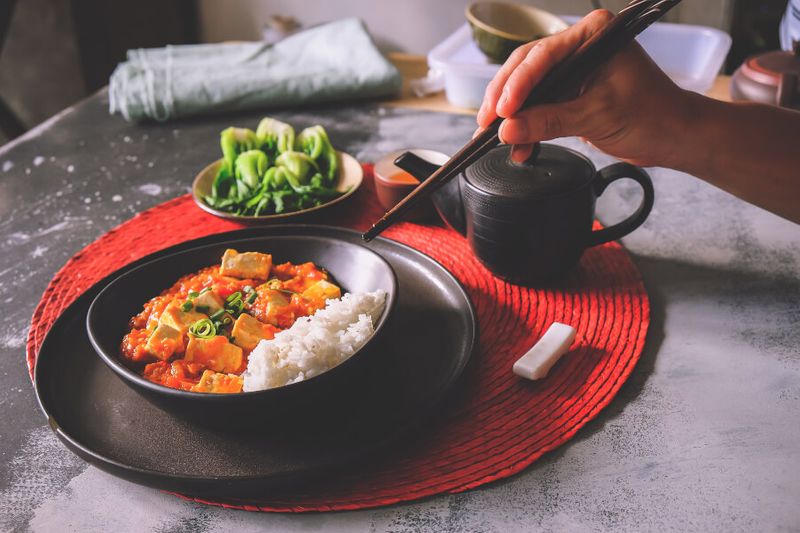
120;250;339;393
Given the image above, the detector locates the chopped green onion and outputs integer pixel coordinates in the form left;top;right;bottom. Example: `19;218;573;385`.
180;301;193;312
224;291;245;316
188;318;216;339
188;290;199;299
222;316;233;326
226;291;242;303
195;305;210;314
245;291;257;304
199;287;211;295
209;309;225;321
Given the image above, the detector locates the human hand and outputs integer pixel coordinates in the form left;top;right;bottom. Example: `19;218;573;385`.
476;9;693;167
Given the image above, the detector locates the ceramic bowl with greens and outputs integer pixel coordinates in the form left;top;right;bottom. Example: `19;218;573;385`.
192;117;362;222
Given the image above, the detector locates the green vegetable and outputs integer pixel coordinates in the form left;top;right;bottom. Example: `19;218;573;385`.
212;127;260;201
272;190;289;213
224;291;245;316
225;292;242;303
180;301;193;312
203;117;345;217
210;166;235;200
256;118;295;157
297;125;338;183
275;151;317;191
235;150;269;191
220;127;260;171
188;318;216;339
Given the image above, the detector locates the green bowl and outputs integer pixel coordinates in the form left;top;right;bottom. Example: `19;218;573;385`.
466;1;568;63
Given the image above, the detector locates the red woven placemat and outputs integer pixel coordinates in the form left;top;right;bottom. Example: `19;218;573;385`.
26;165;648;512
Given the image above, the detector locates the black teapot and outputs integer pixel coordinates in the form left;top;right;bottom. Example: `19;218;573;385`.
394;143;654;285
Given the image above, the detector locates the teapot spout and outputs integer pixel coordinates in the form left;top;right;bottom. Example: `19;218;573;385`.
393;151;467;236
393;151;441;181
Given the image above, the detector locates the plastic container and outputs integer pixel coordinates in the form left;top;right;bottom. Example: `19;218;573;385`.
427;18;732;109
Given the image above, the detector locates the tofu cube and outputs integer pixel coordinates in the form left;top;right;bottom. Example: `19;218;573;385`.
190;370;243;394
231;313;276;351
185;336;243;373
145;324;183;360
260;289;290;326
192;290;224;315
301;279;341;303
219;249;272;280
159;300;208;335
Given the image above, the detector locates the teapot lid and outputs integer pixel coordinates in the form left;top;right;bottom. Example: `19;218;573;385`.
465;144;594;198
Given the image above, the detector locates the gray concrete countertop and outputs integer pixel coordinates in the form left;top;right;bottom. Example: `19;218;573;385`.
0;92;798;532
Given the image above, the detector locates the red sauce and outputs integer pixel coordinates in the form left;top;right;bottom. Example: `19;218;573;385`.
121;328;151;362
385;170;419;185
143;360;205;391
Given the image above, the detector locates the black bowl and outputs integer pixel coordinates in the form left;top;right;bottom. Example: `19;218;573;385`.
86;232;397;427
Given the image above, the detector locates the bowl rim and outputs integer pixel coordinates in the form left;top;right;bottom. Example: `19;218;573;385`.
465;1;568;42
192;151;363;222
85;233;398;400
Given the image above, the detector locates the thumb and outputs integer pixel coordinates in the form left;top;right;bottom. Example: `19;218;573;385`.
498;97;588;145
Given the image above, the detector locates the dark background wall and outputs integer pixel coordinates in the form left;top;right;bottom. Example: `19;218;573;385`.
0;0;196;145
0;0;85;145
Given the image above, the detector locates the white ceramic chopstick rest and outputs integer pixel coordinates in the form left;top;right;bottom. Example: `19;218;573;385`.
513;322;577;380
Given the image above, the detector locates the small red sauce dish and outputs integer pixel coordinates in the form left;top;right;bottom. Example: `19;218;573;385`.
373;149;450;222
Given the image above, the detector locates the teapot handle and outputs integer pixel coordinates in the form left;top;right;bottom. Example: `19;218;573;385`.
586;163;654;247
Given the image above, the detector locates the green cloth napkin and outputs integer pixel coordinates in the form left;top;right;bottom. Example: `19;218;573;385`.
109;18;401;121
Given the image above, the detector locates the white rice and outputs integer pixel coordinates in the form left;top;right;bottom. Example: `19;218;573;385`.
242;290;387;392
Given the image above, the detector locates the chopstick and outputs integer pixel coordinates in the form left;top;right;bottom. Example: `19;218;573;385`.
362;0;682;242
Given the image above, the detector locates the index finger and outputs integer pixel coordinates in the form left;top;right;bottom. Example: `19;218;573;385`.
495;9;613;118
477;41;538;127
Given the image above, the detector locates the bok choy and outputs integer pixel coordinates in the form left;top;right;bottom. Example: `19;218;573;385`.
204;117;344;217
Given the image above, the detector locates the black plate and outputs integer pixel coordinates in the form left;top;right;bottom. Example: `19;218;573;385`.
34;226;476;500
86;234;398;427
